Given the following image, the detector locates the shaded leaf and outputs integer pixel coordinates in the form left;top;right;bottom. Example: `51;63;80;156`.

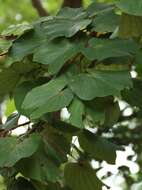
16;145;61;183
79;130;122;164
1;113;19;130
119;14;142;38
0;134;41;167
64;162;103;190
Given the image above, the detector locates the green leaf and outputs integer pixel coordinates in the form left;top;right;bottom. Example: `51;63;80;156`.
14;81;36;115
87;2;114;17
64;162;103;190
41;7;91;39
0;68;20;98
30;88;73;119
0;134;41;167
9;28;46;62
115;0;142;16
42;129;70;165
69;70;132;100
33;39;80;74
68;98;85;128
122;79;142;108
92;10;120;33
82;38;139;61
1;113;19;130
2;23;33;37
0;38;12;55
119;14;142;38
22;76;68;111
79;130;122;164
16;145;61;183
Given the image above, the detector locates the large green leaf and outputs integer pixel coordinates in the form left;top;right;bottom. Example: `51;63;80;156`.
115;0;142;16
22;76;68;110
82;38;139;61
64;163;103;190
30;88;73;119
9;28;46;62
79;130;122;164
16;145;61;183
33;39;80;74
92;10;120;33
87;2;114;17
0;134;41;167
41;7;91;39
119;14;142;38
69;70;132;100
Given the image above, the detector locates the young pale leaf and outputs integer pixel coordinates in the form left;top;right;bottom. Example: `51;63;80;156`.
30;88;73;119
115;0;142;16
79;130;122;164
69;70;132;100
119;14;142;38
0;38;12;55
0;134;41;167
33;39;80;74
64;163;104;190
82;38;139;61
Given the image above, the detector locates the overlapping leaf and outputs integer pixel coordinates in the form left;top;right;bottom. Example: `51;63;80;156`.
69;70;132;100
0;134;41;167
115;0;142;16
0;38;12;55
33;39;80;74
79;130;122;164
82;38;139;61
41;7;91;39
64;163;103;190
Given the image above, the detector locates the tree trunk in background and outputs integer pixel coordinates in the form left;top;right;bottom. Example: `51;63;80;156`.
31;0;48;16
63;0;82;8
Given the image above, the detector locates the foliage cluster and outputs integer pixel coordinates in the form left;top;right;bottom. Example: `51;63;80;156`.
0;0;142;189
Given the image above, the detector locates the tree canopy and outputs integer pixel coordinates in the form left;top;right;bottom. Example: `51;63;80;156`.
0;0;142;189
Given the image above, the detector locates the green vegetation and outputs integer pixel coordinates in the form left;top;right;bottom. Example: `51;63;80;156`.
0;0;142;189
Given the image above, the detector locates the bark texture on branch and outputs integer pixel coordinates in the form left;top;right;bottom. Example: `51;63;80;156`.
63;0;82;8
31;0;48;16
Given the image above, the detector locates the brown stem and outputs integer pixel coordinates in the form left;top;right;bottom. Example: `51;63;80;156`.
31;0;48;17
63;0;82;8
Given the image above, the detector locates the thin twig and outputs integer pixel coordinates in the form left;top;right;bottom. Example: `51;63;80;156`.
31;0;48;17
